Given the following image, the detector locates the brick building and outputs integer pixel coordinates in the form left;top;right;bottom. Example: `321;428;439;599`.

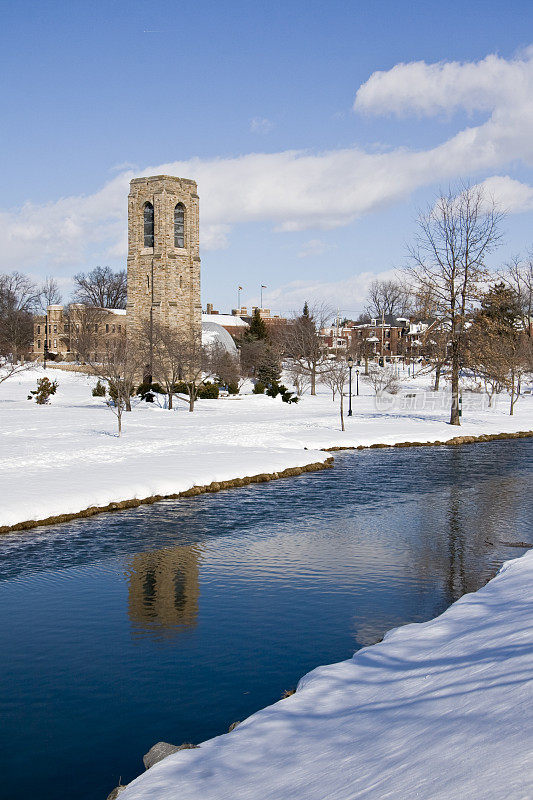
32;304;126;361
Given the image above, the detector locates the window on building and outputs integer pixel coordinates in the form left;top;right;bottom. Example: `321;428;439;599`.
118;324;121;332
37;340;41;349
53;325;57;334
143;201;154;247
147;274;150;289
53;339;57;348
174;203;185;248
106;324;109;333
112;324;115;333
94;323;98;332
179;275;182;289
76;324;80;332
37;325;40;334
64;324;68;333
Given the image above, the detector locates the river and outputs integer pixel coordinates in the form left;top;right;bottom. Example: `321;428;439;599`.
0;440;531;799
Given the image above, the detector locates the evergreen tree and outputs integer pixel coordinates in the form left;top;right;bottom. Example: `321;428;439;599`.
477;282;521;335
248;308;268;340
302;301;310;318
256;344;281;387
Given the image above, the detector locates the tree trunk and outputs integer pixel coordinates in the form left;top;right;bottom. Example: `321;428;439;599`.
189;388;195;412
310;366;316;396
510;372;516;415
168;391;173;410
340;391;345;431
364;355;369;376
117;411;122;436
449;341;460;425
434;364;441;392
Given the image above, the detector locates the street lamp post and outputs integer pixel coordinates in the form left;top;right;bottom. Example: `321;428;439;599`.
43;307;48;370
347;355;353;416
356;368;359;396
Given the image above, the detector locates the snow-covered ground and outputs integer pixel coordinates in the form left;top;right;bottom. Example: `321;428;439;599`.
120;548;533;800
0;365;532;530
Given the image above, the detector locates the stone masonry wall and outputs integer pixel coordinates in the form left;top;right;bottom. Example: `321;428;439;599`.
126;175;202;371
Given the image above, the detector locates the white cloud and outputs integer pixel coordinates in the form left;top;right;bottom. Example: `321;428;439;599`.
354;50;533;117
4;48;533;275
474;175;533;213
297;238;336;258
258;268;402;315
250;117;274;134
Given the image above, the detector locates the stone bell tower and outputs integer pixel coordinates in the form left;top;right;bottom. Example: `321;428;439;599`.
126;175;202;365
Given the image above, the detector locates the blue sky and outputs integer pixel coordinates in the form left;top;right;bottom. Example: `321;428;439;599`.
3;0;533;315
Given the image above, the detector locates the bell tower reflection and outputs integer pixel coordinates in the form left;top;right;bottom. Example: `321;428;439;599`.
126;544;201;635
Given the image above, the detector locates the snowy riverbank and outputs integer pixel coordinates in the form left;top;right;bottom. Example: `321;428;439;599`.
118;547;533;800
1;366;533;531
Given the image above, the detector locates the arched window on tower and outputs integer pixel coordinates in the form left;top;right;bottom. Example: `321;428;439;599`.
174;203;185;248
143;202;154;248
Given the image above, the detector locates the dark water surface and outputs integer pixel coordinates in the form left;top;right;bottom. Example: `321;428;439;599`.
0;441;531;800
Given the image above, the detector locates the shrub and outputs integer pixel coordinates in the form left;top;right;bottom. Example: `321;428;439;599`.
226;381;239;395
197;382;219;399
281;389;299;404
136;381;165;402
92;379;106;397
171;382;188;394
253;381;266;394
264;382;299;403
27;377;58;404
266;382;281;398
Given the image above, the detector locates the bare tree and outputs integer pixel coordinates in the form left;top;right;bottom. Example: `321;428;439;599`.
82;330;140;434
466;320;509;407
366;364;400;397
143;321;178;408
285;359;311;396
281;302;331;395
406;184;503;425
0;272;39;383
171;331;214;412
67;305;103;363
0;357;35;386
364;279;411;320
209;342;241;390
421;324;450;391
348;329;374;375
72;266;127;309
506;336;532;415
499;255;533;336
322;358;349;430
39;276;62;310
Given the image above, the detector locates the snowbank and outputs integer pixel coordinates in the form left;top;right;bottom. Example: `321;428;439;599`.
0;366;532;530
121;548;533;800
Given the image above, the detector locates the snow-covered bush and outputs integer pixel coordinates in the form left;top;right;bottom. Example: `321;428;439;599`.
27;377;58;404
